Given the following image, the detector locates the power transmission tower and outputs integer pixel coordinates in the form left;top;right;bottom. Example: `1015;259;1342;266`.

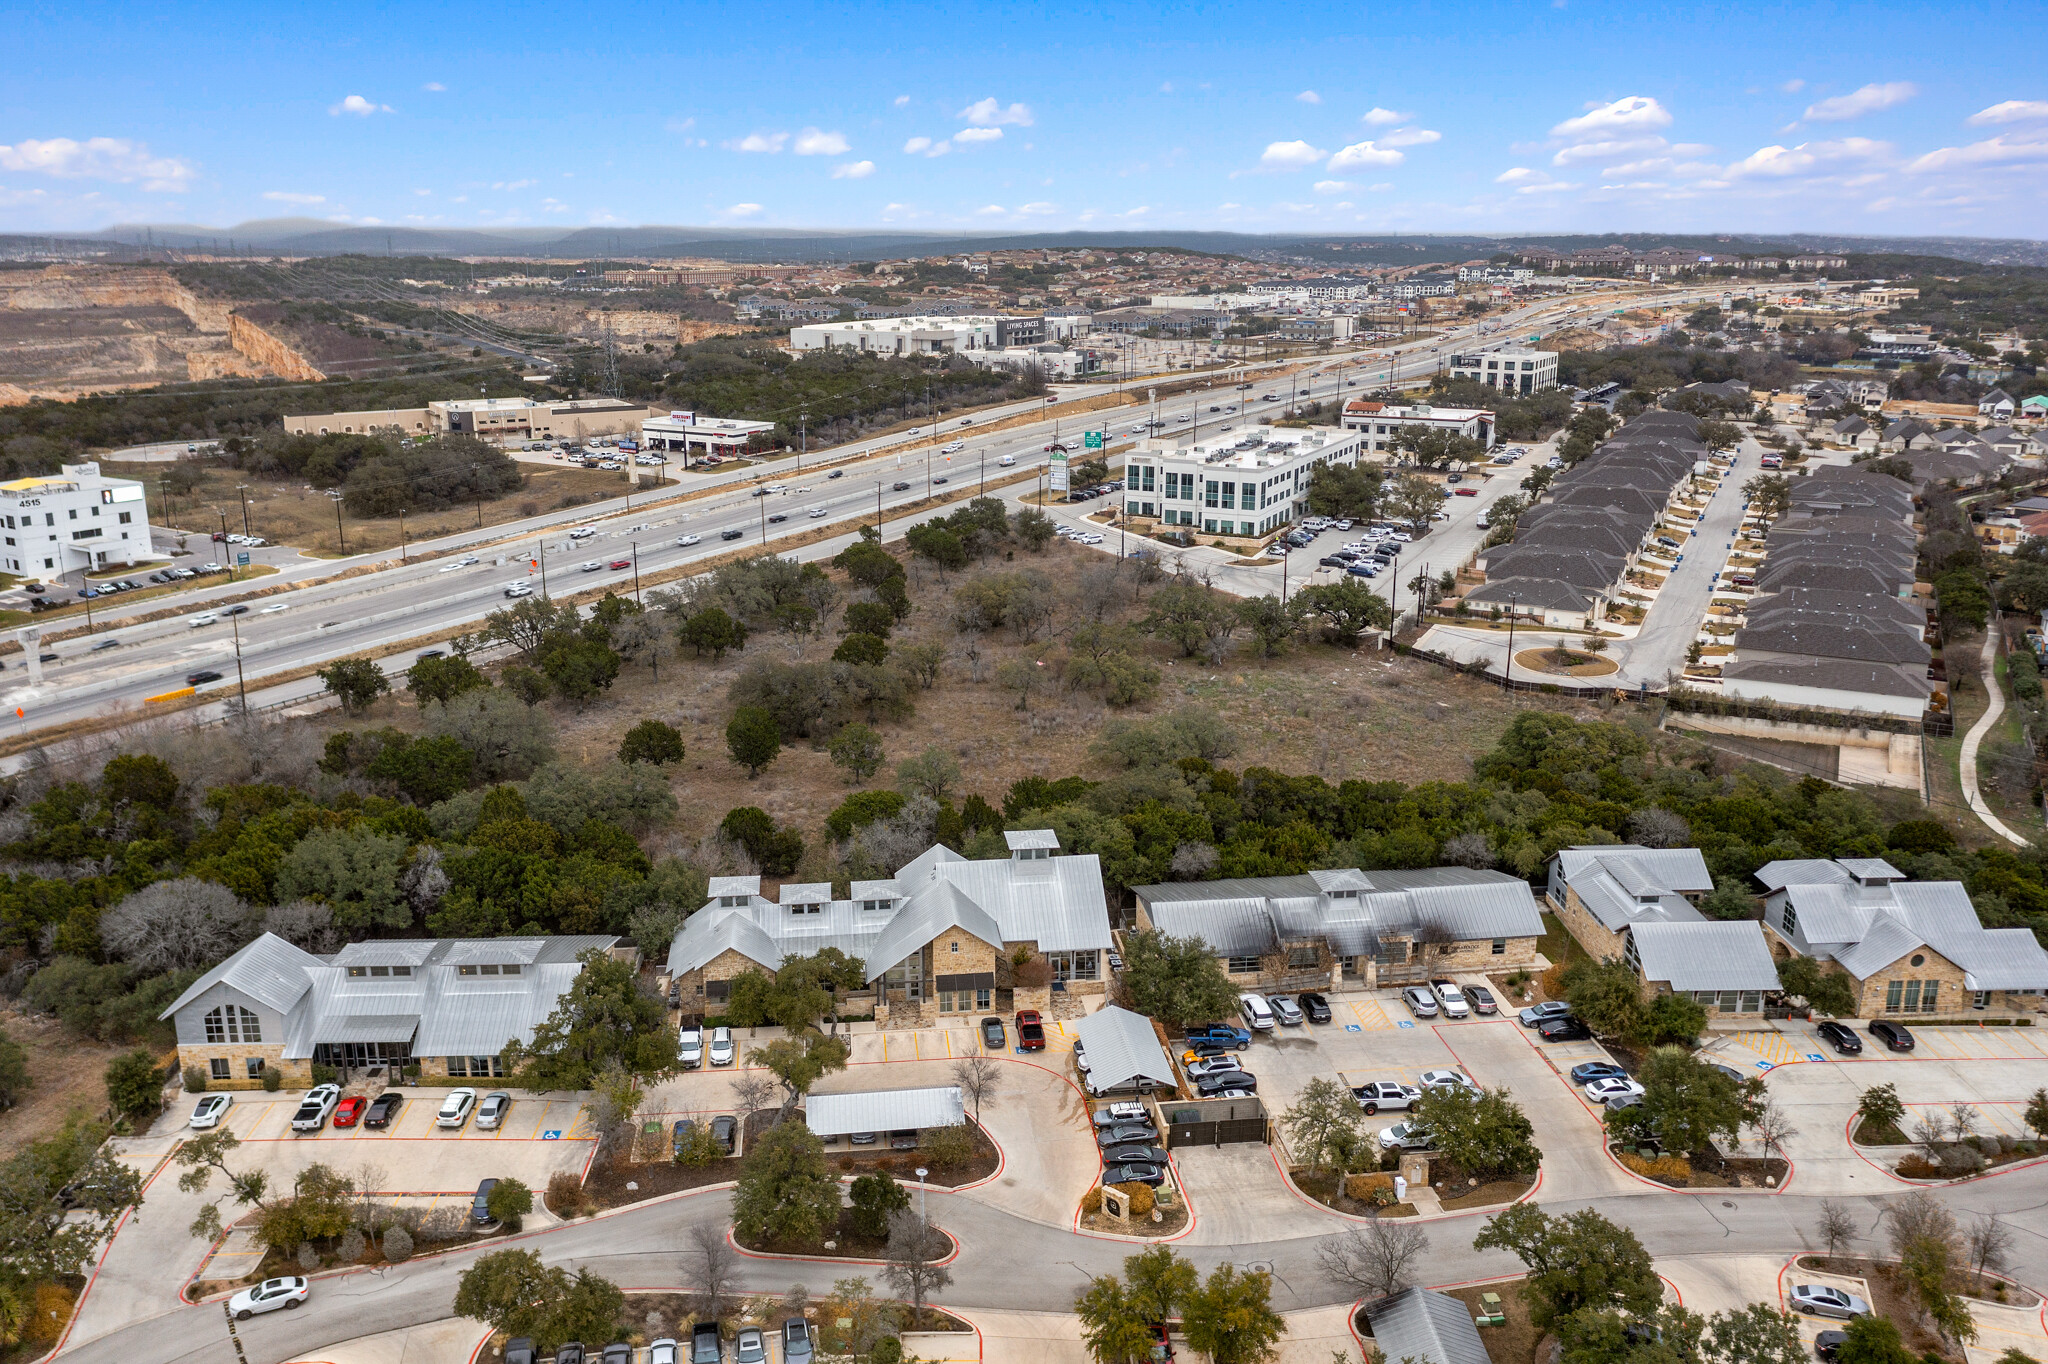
601;311;621;397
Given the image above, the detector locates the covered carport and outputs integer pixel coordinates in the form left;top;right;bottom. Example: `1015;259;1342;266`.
805;1085;965;1145
1072;1005;1176;1098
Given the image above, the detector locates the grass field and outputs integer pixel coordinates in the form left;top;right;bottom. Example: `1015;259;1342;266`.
0;1008;127;1149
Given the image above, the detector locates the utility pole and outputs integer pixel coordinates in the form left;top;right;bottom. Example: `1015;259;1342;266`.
1504;593;1521;692
537;537;549;596
759;491;768;545
875;481;883;534
218;509;234;581
798;407;807;473
631;541;642;604
469;463;485;528
325;491;346;556
230;608;249;713
236;486;251;537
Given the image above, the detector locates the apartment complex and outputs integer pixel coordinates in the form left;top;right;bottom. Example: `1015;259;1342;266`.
788;314;1053;355
1120;424;1367;540
1;462;154;578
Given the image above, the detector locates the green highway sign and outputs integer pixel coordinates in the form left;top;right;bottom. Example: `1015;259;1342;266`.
1084;430;1104;450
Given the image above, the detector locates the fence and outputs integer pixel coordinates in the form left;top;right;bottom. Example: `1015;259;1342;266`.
1155;1095;1268;1149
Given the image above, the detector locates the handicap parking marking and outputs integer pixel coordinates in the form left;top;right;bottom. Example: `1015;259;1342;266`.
1347;1000;1394;1030
1344;1023;1362;1032
1397;1020;1416;1029
541;1130;561;1140
1806;1054;1827;1063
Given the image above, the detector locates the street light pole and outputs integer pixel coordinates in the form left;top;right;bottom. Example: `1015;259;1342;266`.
325;491;347;556
396;508;409;564
1504;593;1521;691
218;508;234;581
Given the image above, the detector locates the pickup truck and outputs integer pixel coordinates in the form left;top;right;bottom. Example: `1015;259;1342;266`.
1015;1009;1046;1051
1183;1022;1251;1051
1351;1081;1423;1115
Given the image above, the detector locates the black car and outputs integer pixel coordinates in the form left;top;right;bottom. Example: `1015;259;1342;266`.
558;1346;587;1364
603;1346;633;1364
1194;1070;1257;1096
828;470;844;479
1101;1162;1166;1187
505;1340;536;1364
720;529;745;541
711;1114;738;1154
471;1177;499;1225
417;648;446;661
768;513;788;523
1097;1123;1156;1149
1102;1144;1170;1166
692;1321;723;1364
1319;556;1347;568
1297;992;1332;1023
1814;1331;1846;1362
222;604;250;616
1536;1016;1591;1042
980;1016;1006;1050
187;670;224;686
1868;1020;1914;1052
364;1092;403;1128
934;476;949;485
1816;1021;1862;1055
893;481;913;491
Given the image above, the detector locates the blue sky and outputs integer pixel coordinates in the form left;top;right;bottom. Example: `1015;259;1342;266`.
5;1;2047;239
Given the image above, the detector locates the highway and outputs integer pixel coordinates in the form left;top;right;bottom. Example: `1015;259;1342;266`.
21;278;1802;738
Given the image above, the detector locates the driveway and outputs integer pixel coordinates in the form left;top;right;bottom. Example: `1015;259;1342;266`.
1621;439;1759;684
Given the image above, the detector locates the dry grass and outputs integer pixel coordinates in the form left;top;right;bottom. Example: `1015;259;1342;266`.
0;1007;126;1149
1439;1279;1540;1364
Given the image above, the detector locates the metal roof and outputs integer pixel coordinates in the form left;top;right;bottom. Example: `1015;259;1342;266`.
1629;922;1779;992
1005;829;1061;850
1365;1289;1491;1364
805;1085;964;1138
865;880;1008;982
1761;859;2048;990
1071;1005;1177;1090
161;933;325;1020
1137;867;1540;957
708;876;761;899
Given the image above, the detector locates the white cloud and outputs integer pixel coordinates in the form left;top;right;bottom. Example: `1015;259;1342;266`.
1802;82;1916;122
728;132;789;153
1379;126;1440;148
329;94;392;117
1551;96;1671;138
1017;201;1057;215
262;191;325;204
1725;136;1889;178
1600;158;1672;178
1779;79;1805;94
954;127;1004;144
1120;206;1149;217
1368;182;1394;192
975;204;1008;216
726;203;763;216
422;81;446;92
1905;134;2048;173
1313;179;1350;193
831;159;876;179
883;201;911;212
1495;167;1537;183
793;128;850;156
893;95;910;107
491;179;537;190
1553;135;1668;165
413;188;431;196
0;136;196;192
1296;90;1322;104
1362;107;1409;125
1327;140;1402;170
902;136;950;157
1969;100;2048;126
1516;180;1580;194
959;98;1033;127
1260;139;1328;168
665;116;696;134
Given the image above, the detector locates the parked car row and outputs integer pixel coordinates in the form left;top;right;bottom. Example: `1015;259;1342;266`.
1397;979;1498;1019
672;1114;740;1158
1093;1101;1169;1187
676;1026;737;1068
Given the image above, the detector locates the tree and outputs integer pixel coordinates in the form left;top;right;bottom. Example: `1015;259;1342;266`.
1314;1218;1430;1299
1471;1203;1661;1332
0;1118;142;1280
1697;419;1741;451
1014;507;1058;550
1856;1083;1908;1143
884;1209;953;1324
849;1171;912;1239
829;722;887;782
1076;1273;1156;1364
176;1128;273;1242
731;1121;842;1248
1777;957;1856;1017
453;1248;563;1345
833;632;890;666
1143;581;1235;659
1966;1214;2013;1282
1294;579;1393;645
1834;1316;1915;1364
513;948;671;1089
480;596;581;659
318;657;390;713
0;1028;28;1111
618;719;685;766
487;1177;533;1227
1561;1304;1704;1364
1305;462;1382;520
104;1049;162;1122
99;878;255;972
1118;929;1240;1032
896;746;963;803
688;1218;739;1322
1281;1078;1361;1175
1814;1199;1859;1261
1123;1244;1197;1324
408;654;489;706
539;631;621;704
1384;472;1447;531
1885;1190;1975;1345
1704;1303;1807;1364
274;826;410;934
425;687;557;781
731;1069;778;1118
1630;1046;1753;1158
680;606;749;659
950;1055;1003;1123
726;705;782;776
1561;957;1648;1042
1236;595;1301;658
1181;1262;1286;1364
994;656;1045;711
1413;1085;1541;1180
2026;1086;2048;1140
1742;473;1793;519
749;1033;851;1120
365;732;474;805
895;641;946;689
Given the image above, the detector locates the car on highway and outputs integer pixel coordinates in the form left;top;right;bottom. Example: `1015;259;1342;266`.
229;1277;308;1321
933;476;949;485
1400;985;1439;1018
570;526;596;539
981;1016;1007;1050
1586;1077;1646;1105
1378;1122;1433;1151
580;560;604;572
721;529;745;540
504;582;533;598
1815;1021;1862;1055
998;454;1017;465
188;1094;233;1129
1352;1081;1422;1115
1537;1016;1592;1042
188;613;218;628
942;441;965;454
1519;1001;1571;1027
1297;992;1332;1023
768;512;788;523
291;1084;342;1133
475;1091;513;1130
437;1087;478;1129
333;1096;367;1128
809;507;828;518
676;534;701;546
187;670;224;686
1569;1061;1629;1085
259;602;290;613
708;1026;736;1066
91;637;120;651
1868;1020;1914;1052
1789;1285;1868;1320
364;1092;403;1128
608;557;631;570
893;481;913;490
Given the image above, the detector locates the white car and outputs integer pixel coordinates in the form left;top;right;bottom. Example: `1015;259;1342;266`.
1418;1069;1477;1093
457;555;480;566
1586;1077;1647;1105
437;1087;478;1128
942;441;965;454
580;560;604;572
188;613;218;628
290;1084;342;1133
503;582;533;598
229;1277;308;1320
1432;981;1471;1019
709;1026;736;1067
809;507;828;519
678;1027;704;1069
998;454;1018;466
259;602;290;614
766;483;788;493
676;534;701;547
569;526;596;539
188;1094;234;1129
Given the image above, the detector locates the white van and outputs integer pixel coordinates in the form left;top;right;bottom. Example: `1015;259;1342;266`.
1238;992;1276;1032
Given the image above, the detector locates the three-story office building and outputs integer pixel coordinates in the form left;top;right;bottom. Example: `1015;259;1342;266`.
0;462;154;579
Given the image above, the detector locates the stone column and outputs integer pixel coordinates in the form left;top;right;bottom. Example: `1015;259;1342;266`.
14;627;41;686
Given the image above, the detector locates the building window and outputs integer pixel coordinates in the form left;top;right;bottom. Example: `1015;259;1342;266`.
949;941;959;953
976;988;992;1010
246;1057;266;1078
1226;955;1261;975
448;1056;468;1077
1491;938;1507;955
1780;903;1799;938
209;1057;230;1080
1885;980;1903;1013
938;991;955;1014
204;1004;263;1044
1921;981;1938;1011
470;1056;504;1077
1287;946;1319;968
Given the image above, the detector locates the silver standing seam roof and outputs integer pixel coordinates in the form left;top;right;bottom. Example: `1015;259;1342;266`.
161;932;325;1018
805;1086;964;1138
1628;921;1780;992
1136;867;1542;958
1071;1005;1177;1090
1364;1288;1492;1364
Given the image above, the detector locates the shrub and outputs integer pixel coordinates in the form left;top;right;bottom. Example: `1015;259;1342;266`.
27;1282;76;1345
104;1049;164;1121
261;1066;283;1092
1618;1152;1693;1183
487;1177;534;1228
871;1339;903;1364
548;1170;589;1217
1343;1172;1395;1202
919;1123;974;1168
339;1226;366;1262
311;1062;338;1087
1119;1182;1156;1217
674;1125;727;1169
1895;1155;1941;1179
1080;1187;1103;1215
382;1225;413;1263
620;720;686;766
183;1065;208;1093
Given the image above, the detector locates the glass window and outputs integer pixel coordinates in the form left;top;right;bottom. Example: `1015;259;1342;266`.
204;1004;263;1044
369;965;390;977
1780;903;1799;937
1903;980;1922;1012
1921;980;1938;1011
1491;939;1506;955
393;966;411;978
1226;955;1261;974
480;964;500;976
976;988;992;1010
938;991;955;1014
448;1057;469;1077
1885;979;1903;1013
210;1057;230;1080
470;1056;500;1077
246;1057;265;1078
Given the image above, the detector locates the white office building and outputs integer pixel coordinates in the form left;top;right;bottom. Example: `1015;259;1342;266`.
1122;425;1366;539
1448;348;1559;395
789;316;1008;355
1343;400;1497;452
639;412;779;466
1;463;154;579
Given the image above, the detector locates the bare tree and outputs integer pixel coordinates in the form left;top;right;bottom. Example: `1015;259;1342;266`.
1911;1111;1952;1163
883;1209;953;1326
1947;1103;1979;1140
1625;808;1692;849
731;1070;778;1118
1814;1200;1859;1262
1169;842;1220;879
1965;1215;2013;1283
1439;832;1493;869
99;878;258;971
1316;1220;1431;1300
1886;1189;1960;1261
261;899;340;954
950;1055;1003;1124
689;1218;739;1321
1749;1098;1798;1158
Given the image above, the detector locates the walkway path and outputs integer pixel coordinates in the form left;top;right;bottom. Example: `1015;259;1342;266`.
1957;629;2033;848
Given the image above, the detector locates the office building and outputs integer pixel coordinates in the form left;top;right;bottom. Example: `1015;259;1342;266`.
1121;424;1367;540
1;462;154;578
1447;348;1558;395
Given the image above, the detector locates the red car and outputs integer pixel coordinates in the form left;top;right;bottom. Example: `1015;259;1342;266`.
331;1095;367;1128
1015;1009;1046;1052
608;558;632;570
1454;487;1480;497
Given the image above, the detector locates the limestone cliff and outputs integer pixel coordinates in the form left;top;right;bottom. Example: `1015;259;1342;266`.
228;313;326;381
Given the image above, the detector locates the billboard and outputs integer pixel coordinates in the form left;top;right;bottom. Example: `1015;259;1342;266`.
1048;450;1070;492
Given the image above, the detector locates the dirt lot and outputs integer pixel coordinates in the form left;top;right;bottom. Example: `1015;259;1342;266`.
108;458;673;559
0;1007;129;1148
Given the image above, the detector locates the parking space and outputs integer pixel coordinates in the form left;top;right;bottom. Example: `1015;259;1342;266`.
179;1091;594;1145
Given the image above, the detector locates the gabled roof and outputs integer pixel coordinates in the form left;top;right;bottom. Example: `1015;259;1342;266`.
1630;921;1779;991
1365;1289;1491;1364
866;880;1007;979
161;933;326;1020
1136;866;1540;958
1551;845;1711;932
806;1085;964;1138
1071;1005;1177;1090
1759;859;2048;991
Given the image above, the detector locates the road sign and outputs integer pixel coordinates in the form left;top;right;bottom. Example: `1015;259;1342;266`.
1084;430;1104;450
1048;449;1070;492
236;552;250;566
